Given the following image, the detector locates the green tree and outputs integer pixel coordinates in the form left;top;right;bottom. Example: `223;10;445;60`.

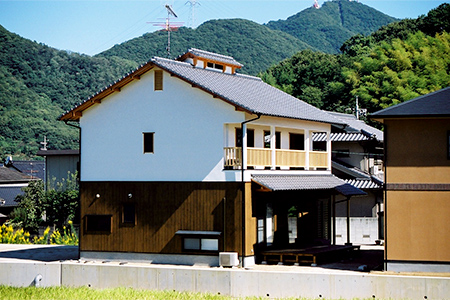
43;172;79;230
11;180;45;233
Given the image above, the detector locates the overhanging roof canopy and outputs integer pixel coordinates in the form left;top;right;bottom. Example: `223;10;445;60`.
252;174;366;197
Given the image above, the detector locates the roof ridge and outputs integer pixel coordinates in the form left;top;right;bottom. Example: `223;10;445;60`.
235;73;262;82
189;48;236;61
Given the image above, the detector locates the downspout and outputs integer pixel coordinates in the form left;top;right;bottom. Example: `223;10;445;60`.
64;120;81;260
240;113;261;268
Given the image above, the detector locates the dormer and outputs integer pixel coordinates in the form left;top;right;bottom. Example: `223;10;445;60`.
177;48;243;74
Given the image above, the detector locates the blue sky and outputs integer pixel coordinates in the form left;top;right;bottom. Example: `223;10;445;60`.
0;0;447;56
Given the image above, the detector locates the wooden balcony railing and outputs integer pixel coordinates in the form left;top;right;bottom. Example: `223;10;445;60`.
224;147;328;169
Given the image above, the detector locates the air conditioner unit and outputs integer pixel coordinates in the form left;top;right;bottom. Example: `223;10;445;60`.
219;252;239;267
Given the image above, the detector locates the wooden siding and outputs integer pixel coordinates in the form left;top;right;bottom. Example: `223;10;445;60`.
80;181;244;255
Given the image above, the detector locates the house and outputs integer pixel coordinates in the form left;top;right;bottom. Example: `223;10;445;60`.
59;48;364;266
313;112;384;245
370;86;450;272
37;149;80;188
0;162;32;224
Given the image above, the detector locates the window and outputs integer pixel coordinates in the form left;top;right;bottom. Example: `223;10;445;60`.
264;131;281;149
313;141;327;152
176;230;221;252
143;132;154;153
183;237;219;251
207;62;224;71
235;128;242;147
154;70;163;91
247;129;255;148
289;133;304;150
85;215;112;233
121;203;136;226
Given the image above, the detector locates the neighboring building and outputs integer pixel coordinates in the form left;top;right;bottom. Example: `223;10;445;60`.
370;86;450;272
37;149;80;187
314;112;384;245
0;164;32;223
59;48;364;266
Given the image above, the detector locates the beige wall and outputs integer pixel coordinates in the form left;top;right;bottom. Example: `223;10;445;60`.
385;119;450;183
386;191;450;262
384;118;450;263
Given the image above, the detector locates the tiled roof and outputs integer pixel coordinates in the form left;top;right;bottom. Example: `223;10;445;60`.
328;112;384;141
251;174;366;196
37;149;80;156
344;179;382;189
370;86;450;119
313;132;373;142
182;48;243;67
11;161;45;180
153;57;343;125
0;167;31;183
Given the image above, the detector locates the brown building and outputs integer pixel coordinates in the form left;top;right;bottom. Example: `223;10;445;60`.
371;86;450;272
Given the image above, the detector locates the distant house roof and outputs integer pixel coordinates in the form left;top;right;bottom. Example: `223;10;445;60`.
0;185;26;207
329;112;384;142
252;174;366;196
0;166;31;184
37;149;80;156
370;86;450;120
10;161;45;180
60;49;343;126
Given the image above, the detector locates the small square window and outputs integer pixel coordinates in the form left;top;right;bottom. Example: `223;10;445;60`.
143;132;154;153
85;215;112;234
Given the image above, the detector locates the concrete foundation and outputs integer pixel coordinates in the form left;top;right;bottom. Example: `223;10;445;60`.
1;260;449;299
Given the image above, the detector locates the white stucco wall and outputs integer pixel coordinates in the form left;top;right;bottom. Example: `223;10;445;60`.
80;68;244;182
80;68;332;182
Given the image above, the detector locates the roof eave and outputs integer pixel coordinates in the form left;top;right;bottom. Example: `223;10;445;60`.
59;61;156;121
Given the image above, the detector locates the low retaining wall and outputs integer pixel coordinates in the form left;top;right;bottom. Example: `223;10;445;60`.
1;260;449;299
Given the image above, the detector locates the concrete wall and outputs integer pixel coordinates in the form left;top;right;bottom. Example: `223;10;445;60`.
1;261;450;299
335;217;379;245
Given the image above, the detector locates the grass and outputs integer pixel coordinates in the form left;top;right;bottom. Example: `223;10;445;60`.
0;286;314;300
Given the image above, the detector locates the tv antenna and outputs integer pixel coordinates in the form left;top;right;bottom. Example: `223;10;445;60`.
186;0;200;28
149;4;183;58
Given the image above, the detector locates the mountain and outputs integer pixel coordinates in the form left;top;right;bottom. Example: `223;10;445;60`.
266;0;399;53
97;19;315;76
0;25;138;157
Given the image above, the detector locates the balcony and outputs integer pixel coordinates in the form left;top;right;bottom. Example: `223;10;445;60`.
224;147;328;169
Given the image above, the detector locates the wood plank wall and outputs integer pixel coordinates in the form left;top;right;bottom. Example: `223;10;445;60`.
80;181;244;255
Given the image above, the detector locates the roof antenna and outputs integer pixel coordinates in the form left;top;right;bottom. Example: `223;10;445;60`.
150;5;183;59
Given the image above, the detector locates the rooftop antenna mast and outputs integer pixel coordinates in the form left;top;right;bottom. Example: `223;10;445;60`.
163;4;180;58
149;4;183;58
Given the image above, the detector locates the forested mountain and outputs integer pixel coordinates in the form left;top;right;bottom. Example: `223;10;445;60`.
266;0;398;53
0;25;138;157
97;19;314;75
261;3;450;123
98;0;397;74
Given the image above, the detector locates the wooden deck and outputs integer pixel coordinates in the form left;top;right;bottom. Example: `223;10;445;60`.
260;245;360;266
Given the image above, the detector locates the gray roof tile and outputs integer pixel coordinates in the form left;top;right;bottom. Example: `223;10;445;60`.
153;57;343;125
251;174;366;196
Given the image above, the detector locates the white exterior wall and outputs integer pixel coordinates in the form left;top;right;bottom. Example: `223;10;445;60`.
81;68;244;182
